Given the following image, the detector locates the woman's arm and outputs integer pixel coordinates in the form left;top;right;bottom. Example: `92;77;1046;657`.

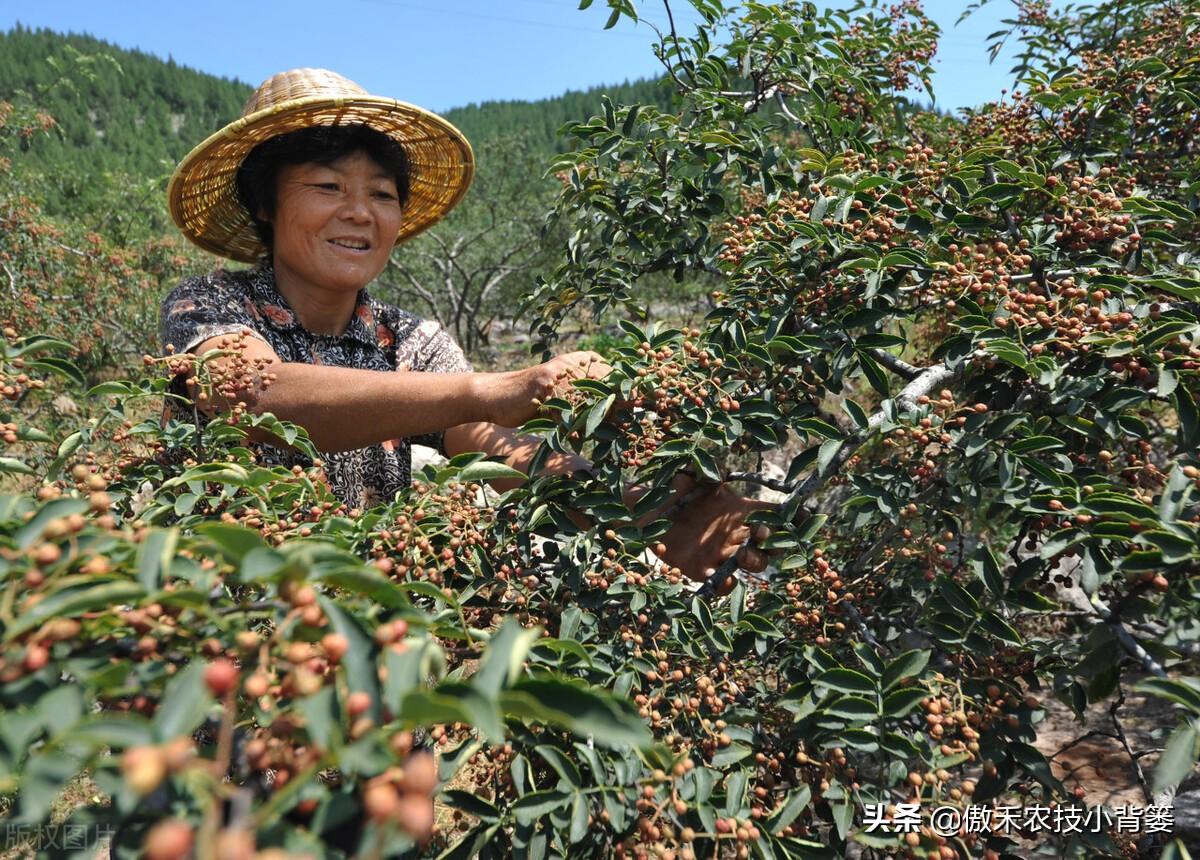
186;332;607;452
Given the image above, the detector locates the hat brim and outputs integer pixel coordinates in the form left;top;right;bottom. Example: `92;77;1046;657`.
168;96;475;263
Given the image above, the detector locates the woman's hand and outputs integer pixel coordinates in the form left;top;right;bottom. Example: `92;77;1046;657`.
652;482;777;590
482;350;612;428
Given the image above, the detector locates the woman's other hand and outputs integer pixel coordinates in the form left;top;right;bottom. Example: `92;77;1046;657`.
653;482;777;590
481;350;612;428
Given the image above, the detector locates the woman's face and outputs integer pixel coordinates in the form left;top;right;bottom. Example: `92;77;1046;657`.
266;150;403;297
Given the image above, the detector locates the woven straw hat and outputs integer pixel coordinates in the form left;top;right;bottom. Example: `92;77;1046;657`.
168;68;474;263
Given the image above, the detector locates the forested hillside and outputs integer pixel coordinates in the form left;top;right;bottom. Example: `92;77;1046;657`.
0;25;674;207
444;78;676;151
0;27;249;178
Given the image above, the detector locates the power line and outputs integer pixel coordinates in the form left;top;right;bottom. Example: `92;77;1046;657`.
349;0;1004;68
503;0;707;23
349;0;676;39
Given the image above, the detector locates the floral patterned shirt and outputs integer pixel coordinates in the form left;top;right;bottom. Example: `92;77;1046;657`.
159;262;473;508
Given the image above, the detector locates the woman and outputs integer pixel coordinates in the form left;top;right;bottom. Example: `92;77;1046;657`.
162;68;770;584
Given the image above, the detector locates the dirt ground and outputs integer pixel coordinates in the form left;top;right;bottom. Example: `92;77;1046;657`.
1033;678;1178;809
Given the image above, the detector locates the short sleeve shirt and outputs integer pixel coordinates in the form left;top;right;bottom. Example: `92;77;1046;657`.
159;262;473;508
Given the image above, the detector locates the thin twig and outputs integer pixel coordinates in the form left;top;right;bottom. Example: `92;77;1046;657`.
725;471;792;493
216;599;284;616
1050;729;1117;762
1;261;16;298
800;320;923;382
1109;685;1155;805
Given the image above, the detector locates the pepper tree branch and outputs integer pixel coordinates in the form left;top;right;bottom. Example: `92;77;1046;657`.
695;359;962;599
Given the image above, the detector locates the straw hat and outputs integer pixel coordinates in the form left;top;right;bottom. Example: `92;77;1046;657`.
168;68;475;263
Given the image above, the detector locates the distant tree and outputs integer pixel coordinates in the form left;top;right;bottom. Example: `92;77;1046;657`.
380;133;560;360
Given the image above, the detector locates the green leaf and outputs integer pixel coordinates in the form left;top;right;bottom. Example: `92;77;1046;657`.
27;356;85;386
711;742;753;767
88;381;139;397
318;568;411;609
881;650;930;691
816;438;844;476
69;714;154;750
458;460;527;484
399;580;461;608
319;596;381;723
5;580;144;640
570;790;589;843
153;661;212;742
473;617;541;696
1159;466;1195;523
692;597;714;633
19;750;81;823
136;528;178;592
825;695;877;720
0;456;36;476
856;351;890;396
1135;529;1197;564
831;798;854;839
559;606;582;641
16;497;90;548
1157;365;1179;398
1009;436;1065;455
881;688;928;718
699;130;741;147
535;744;582;787
384;638;446;716
1152;722;1199;795
842;399;869;430
441;789;500;824
692;448;722;482
977;610;1022;645
38;685;84;739
46;430;83;478
436;823;500;860
297;685;339;751
503;677;650;748
240;546;287;581
512;789;572;825
1134;678;1200;714
937;576;979;616
764;784;811;832
196;522;268;562
1174;386;1199;450
815;668;876;696
397;687;485;733
972;543;1006;596
621;104;640;137
585;392;616;437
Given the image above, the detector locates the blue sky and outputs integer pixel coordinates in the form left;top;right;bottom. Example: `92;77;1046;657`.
2;1;1022;114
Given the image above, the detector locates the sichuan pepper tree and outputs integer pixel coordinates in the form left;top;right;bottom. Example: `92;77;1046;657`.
510;0;1200;857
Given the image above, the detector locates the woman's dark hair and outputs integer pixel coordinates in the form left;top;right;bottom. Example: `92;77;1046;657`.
235;124;411;252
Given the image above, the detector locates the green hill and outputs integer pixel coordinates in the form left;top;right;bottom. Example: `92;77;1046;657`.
0;25;675;213
0;26;250;178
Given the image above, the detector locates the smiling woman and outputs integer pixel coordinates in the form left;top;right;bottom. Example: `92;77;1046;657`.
160;67;774;584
